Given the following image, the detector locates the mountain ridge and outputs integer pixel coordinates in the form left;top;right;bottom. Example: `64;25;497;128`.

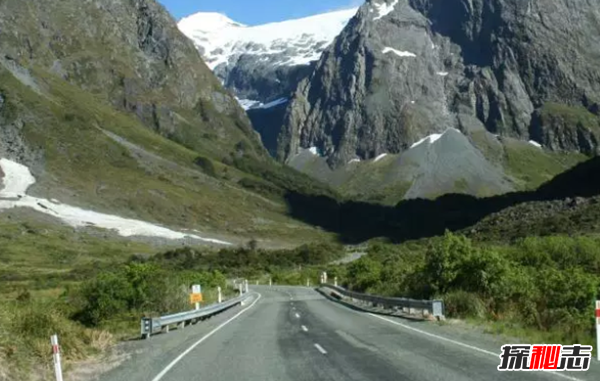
279;0;600;167
178;8;359;104
0;0;336;247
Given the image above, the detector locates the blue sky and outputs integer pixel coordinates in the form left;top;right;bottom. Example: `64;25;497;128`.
159;0;362;25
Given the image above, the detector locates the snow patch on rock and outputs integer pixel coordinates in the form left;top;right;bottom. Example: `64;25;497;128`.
256;98;289;109
410;129;461;149
382;47;417;58
529;140;543;148
373;0;399;21
0;159;231;245
236;98;262;110
374;153;388;162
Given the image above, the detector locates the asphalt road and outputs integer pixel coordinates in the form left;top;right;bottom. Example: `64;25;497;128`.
97;286;600;381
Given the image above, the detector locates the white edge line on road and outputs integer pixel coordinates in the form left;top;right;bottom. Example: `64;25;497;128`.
301;325;308;332
151;293;262;381
367;313;584;381
314;343;327;354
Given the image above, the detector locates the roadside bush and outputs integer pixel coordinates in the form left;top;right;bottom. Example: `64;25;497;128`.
443;291;486;319
77;271;133;326
74;263;228;327
346;256;382;292
342;232;600;345
0;299;114;380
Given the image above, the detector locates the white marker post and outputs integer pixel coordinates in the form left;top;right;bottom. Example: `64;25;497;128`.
238;283;243;296
269;278;272;286
596;300;600;361
334;277;338;287
51;334;63;381
217;286;222;303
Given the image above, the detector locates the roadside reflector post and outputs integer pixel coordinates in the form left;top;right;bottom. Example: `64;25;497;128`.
51;334;63;381
334;277;338;287
217;286;222;303
596;300;600;361
269;278;272;286
238;283;243;296
244;279;249;293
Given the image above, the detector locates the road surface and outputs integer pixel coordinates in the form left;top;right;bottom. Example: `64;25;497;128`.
98;286;600;381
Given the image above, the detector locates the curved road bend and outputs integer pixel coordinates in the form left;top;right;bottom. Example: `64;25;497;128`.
98;286;600;381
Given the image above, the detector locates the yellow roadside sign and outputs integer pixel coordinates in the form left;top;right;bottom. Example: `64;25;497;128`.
190;293;203;304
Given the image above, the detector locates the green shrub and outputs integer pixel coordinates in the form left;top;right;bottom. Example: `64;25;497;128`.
77;271;133;326
194;156;218;178
346;256;383;292
443;291;487;319
423;231;476;295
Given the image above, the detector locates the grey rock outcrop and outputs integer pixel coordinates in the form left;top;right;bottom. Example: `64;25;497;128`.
279;0;600;167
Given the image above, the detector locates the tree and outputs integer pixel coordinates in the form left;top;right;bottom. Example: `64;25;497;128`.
424;231;475;296
347;256;382;292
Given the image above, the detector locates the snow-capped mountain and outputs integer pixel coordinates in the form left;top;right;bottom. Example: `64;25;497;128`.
178;8;358;105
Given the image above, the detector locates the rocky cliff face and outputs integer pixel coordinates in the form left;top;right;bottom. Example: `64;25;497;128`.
279;0;600;167
0;0;262;160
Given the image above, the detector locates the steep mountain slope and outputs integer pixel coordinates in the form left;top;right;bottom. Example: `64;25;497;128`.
258;0;598;200
0;0;335;246
280;0;600;166
178;9;358;105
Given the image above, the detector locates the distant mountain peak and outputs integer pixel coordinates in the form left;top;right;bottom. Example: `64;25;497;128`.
179;8;358;70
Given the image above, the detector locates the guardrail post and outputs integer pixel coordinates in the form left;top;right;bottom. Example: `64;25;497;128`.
218;286;222;303
141;318;152;339
244;280;249;293
238;283;243;296
50;334;63;381
432;300;445;321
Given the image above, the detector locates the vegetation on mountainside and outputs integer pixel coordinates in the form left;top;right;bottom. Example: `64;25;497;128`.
0;67;335;245
0;237;344;380
502;142;587;190
341;232;600;347
538;103;600;133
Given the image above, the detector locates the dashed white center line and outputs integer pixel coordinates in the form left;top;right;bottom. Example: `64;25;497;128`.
314;343;327;355
295;313;300;318
301;325;308;332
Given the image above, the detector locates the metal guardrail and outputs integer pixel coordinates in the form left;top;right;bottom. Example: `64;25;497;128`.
322;284;445;319
140;293;250;339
